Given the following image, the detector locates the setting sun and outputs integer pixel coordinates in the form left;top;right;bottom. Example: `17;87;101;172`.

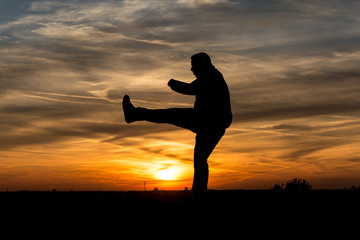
157;168;178;181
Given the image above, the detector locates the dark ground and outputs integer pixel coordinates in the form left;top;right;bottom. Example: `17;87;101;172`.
2;189;360;213
2;190;359;233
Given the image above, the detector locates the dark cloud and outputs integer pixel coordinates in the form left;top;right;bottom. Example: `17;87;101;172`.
0;96;185;150
1;98;111;119
0;0;31;23
1;0;359;126
230;69;360;124
139;146;193;162
235;35;360;59
234;102;360;123
279;70;360;86
281;140;345;160
265;124;314;131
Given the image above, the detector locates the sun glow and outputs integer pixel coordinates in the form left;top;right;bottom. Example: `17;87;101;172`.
157;168;178;180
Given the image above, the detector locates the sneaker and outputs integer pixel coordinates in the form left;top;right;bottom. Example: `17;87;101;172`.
122;95;137;123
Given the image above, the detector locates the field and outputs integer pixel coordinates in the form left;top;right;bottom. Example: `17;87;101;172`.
2;189;359;234
2;189;360;214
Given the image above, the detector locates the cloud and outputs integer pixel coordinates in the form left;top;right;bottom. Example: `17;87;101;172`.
2;0;360;129
178;0;230;8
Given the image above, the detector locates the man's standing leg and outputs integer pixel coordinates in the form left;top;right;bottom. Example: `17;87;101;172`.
192;129;225;200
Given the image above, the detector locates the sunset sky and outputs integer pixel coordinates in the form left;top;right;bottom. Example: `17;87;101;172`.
1;0;360;191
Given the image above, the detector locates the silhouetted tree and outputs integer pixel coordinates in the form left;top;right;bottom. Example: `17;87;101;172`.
284;178;312;192
272;182;284;191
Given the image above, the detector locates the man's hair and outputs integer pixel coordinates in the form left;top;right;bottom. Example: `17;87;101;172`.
191;52;213;67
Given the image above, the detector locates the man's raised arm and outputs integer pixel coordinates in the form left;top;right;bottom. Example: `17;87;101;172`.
168;79;197;95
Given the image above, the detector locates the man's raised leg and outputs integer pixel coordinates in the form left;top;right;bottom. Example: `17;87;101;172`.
122;95;198;133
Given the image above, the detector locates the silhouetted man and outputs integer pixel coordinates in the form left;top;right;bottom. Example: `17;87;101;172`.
122;52;232;200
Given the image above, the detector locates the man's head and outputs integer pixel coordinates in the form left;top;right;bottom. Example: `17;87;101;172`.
191;52;214;78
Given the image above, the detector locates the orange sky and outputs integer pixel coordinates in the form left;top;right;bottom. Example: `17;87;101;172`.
1;0;360;191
